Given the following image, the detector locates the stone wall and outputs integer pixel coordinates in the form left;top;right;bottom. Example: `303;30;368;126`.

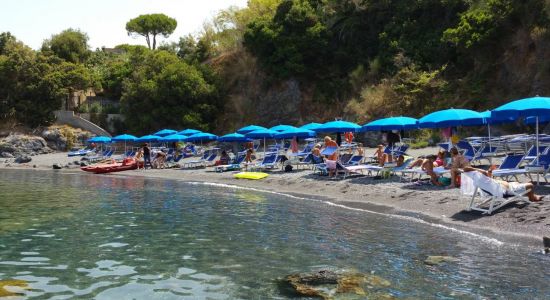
53;110;111;137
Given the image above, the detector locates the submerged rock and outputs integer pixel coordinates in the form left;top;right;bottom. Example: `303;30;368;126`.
424;255;459;266
282;270;391;299
0;279;29;297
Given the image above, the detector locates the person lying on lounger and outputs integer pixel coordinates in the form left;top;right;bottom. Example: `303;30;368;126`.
408;150;447;169
464;166;544;202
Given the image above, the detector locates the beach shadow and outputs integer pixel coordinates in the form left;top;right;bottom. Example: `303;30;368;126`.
450;202;530;222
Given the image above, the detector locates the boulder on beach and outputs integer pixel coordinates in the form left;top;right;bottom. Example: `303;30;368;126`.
0;134;52;157
52;163;63;169
0;152;14;158
14;155;32;163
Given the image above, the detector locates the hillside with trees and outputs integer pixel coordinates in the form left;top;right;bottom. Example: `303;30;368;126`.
1;1;550;135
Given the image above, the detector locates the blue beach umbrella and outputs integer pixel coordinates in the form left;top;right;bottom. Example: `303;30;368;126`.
525;115;550;125
492;96;550;162
300;122;322;131
274;128;316;139
361;116;418;132
313;120;361;133
178;129;202;136
112;134;137;152
135;135;160;143
245;129;279;155
270;124;297;132
185;132;218;142
237;125;267;134
87;136;111;144
154;129;177;137
112;134;137;142
160;134;188;142
218;133;251;143
418;109;485;129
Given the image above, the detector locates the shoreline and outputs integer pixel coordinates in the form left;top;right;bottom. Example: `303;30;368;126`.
2;154;548;249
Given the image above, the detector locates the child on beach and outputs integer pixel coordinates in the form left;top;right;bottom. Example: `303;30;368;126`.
448;147;470;188
374;145;388;166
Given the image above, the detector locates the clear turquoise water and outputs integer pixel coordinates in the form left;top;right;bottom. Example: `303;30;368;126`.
0;169;549;299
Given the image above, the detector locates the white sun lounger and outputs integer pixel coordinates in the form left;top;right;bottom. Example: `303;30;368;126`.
461;171;530;215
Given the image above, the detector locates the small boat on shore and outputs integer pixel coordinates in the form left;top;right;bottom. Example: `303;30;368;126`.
81;158;140;174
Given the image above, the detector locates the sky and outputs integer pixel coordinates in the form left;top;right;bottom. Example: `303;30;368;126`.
0;0;248;50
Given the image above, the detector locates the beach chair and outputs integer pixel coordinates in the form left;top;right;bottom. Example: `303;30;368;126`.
339;153;353;165
400;165;449;182
456;140;496;165
523;145;548;162
345;155;364;166
490;154;525;181
214;153;246;172
294;143;314;157
181;150;213;168
335;161;376;179
251;152;279;171
461;171;530;215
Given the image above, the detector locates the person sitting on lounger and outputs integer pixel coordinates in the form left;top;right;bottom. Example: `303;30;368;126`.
464;166;544;202
395;155;405;167
374;144;388;166
217;150;230;166
421;155;442;186
356;143;364;156
448;147;470;188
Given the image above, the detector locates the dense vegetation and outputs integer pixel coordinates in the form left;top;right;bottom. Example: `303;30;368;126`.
1;1;550;134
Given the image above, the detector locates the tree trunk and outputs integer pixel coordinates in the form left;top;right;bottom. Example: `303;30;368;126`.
152;34;157;50
145;35;151;49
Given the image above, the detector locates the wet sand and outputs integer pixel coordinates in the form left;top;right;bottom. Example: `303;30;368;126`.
1;148;549;248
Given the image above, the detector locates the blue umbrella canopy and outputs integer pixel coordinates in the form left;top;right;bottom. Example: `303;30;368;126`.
270;124;297;132
185;132;218;142
418;109;485;128
112;134;137;142
218;133;251;142
274;128;316;139
361;116;418;132
492;96;550;120
245;129;279;139
480;111;515;125
136;135;160;142
153;129;177;137
313;120;361;133
178;129;202;135
300;122;322;130
525;115;550;125
87;136;111;144
237;125;268;134
160;134;188;142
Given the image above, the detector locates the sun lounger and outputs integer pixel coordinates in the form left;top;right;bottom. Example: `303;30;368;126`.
400;166;449;182
345;155;364;166
461;171;530;215
214;153;246;172
181;150;216;168
339;153;353;165
251;152;279;171
335;162;379;178
490;154;525;181
524;145;548;162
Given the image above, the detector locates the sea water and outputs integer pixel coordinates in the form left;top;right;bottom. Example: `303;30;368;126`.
0;169;548;299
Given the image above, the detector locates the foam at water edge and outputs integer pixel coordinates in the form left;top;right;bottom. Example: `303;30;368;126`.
185;181;504;246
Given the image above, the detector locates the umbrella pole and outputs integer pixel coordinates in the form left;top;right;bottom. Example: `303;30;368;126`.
263;137;266;157
487;123;492;164
536;117;540;164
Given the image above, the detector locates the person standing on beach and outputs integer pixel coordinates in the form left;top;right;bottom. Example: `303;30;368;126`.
143;143;151;170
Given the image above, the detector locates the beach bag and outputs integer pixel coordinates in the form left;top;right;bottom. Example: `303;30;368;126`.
284;164;293;172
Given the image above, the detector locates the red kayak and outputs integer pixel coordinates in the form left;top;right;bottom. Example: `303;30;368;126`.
81;158;141;174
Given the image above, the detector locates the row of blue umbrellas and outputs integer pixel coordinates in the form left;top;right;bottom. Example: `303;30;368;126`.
89;96;549;160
